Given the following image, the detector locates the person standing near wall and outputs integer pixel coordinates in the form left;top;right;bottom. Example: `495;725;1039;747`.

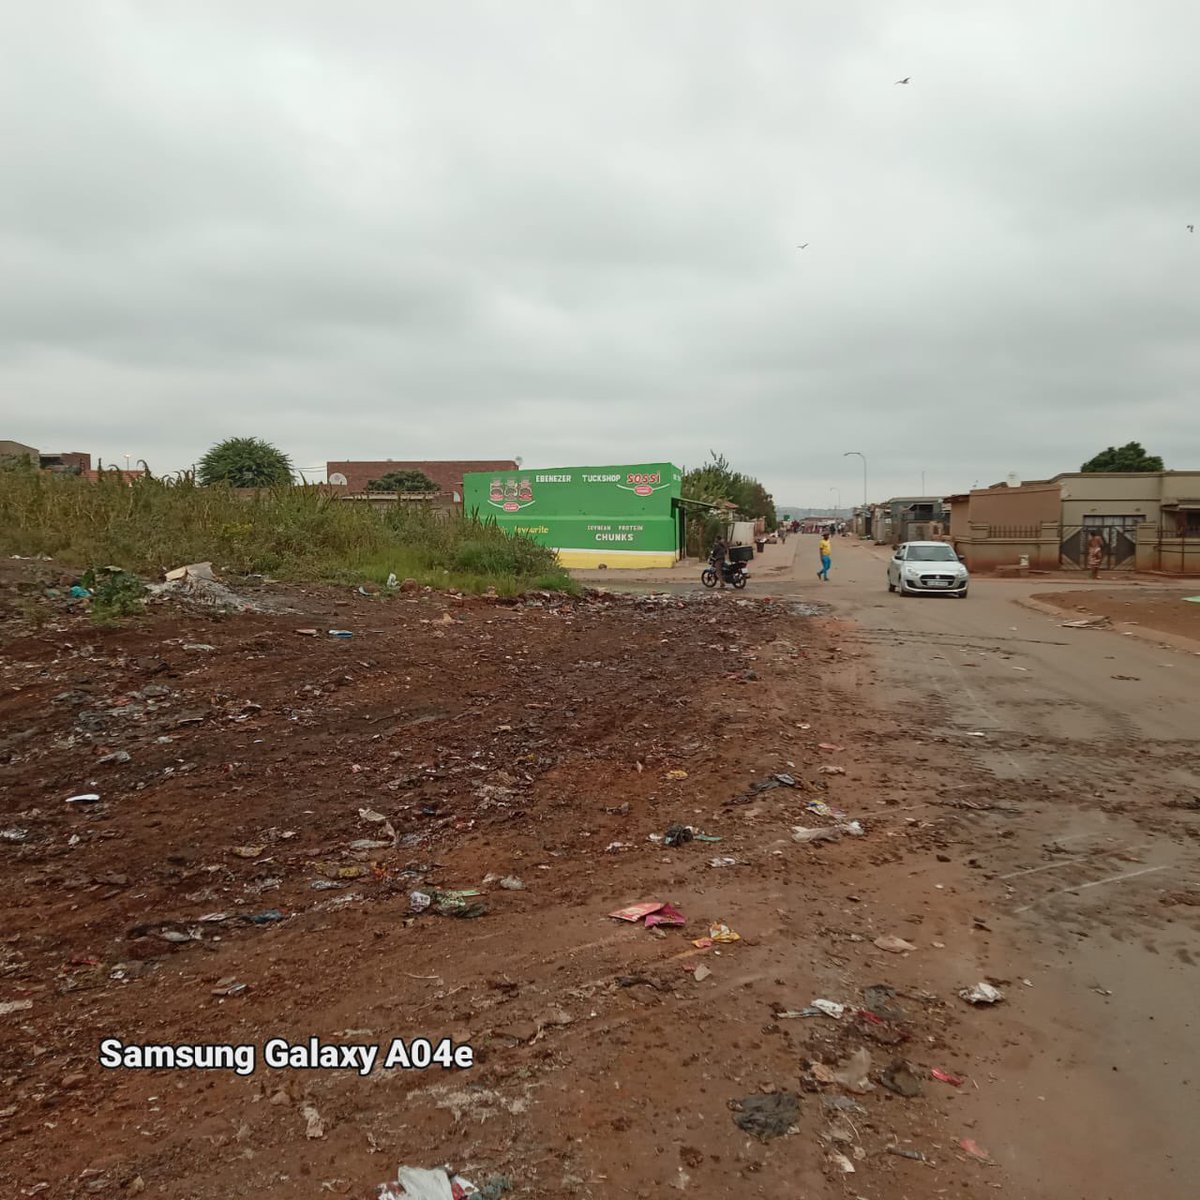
1086;530;1105;580
818;532;832;582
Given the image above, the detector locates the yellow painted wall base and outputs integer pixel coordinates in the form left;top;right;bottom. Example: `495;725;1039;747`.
555;547;678;569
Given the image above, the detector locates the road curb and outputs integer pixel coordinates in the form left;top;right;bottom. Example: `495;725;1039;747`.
1012;595;1200;657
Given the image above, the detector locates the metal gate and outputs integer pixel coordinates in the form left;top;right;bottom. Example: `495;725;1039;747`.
1061;519;1139;571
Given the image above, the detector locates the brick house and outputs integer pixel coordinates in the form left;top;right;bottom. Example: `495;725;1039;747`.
325;459;519;504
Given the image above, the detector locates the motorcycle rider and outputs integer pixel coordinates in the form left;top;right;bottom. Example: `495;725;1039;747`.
709;534;730;588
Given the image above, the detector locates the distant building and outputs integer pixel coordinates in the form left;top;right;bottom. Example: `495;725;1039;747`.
325;459;518;503
1;441;92;474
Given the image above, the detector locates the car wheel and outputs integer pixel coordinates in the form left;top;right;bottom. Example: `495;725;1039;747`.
887;580;895;592
956;587;968;599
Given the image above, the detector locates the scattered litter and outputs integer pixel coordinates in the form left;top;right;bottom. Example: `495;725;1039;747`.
959;982;1005;1005
874;935;917;954
808;999;846;1019
664;824;694;847
829;1152;856;1174
959;1137;994;1164
378;1165;489;1200
358;808;388;823
211;977;248;997
314;862;368;879
65;793;101;805
730;1092;800;1140
818;765;846;775
965;731;987;738
0;999;34;1016
825;1047;874;1093
301;1102;325;1139
709;856;738;868
691;937;714;949
609;901;684;927
818;743;845;752
97;750;131;764
328;629;354;638
887;1147;927;1162
880;1060;923;1097
931;1068;964;1086
773;772;797;787
294;628;319;636
708;922;740;943
1060;617;1109;629
498;876;524;890
665;769;689;781
412;888;487;918
230;845;266;859
645;903;686;928
792;826;841;845
242;910;284;925
689;964;712;983
0;828;29;843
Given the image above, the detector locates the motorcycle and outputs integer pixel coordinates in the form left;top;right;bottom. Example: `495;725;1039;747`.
701;559;748;589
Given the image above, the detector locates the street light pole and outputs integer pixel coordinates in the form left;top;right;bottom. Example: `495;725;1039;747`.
829;486;841;520
843;451;867;508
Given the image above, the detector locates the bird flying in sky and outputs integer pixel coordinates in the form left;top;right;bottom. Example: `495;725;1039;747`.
1189;224;1195;232
797;243;809;249
895;77;911;84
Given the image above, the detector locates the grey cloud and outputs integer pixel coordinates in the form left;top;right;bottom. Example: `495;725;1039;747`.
1;0;1197;500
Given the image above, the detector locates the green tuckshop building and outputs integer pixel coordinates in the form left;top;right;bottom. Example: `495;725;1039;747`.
462;462;685;568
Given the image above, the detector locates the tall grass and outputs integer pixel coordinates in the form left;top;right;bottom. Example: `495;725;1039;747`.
0;471;575;594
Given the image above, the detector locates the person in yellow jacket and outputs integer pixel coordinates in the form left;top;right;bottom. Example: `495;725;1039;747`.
818;532;832;581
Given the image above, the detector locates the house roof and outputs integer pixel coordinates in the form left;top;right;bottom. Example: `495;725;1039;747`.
326;459;518;497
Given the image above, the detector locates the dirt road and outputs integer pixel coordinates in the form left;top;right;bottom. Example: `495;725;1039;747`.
762;537;1200;1199
2;551;1198;1198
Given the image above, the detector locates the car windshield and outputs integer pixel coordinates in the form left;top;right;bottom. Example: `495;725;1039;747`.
906;545;957;562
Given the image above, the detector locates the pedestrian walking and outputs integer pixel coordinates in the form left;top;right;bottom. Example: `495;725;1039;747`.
817;532;832;581
1086;530;1105;580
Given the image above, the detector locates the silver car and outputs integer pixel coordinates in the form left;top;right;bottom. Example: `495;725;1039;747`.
888;540;969;598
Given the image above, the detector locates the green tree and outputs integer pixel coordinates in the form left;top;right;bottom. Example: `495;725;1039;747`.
366;469;439;493
682;451;778;556
1080;442;1164;473
197;437;294;487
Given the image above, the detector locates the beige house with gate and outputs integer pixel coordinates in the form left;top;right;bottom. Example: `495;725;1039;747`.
946;471;1200;575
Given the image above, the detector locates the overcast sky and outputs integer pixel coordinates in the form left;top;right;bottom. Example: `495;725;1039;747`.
2;1;1197;506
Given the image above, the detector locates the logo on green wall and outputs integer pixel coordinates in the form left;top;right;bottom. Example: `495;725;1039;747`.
616;470;669;497
487;476;536;513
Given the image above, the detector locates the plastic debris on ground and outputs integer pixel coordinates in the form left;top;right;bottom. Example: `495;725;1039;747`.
422;889;486;918
730;1092;800;1140
812;1047;873;1093
644;903;685;928
663;824;693;847
301;1102;324;1139
66;793;102;805
0;999;34;1015
960;1137;994;1164
959;981;1005;1005
808;999;846;1019
818;765;846;775
230;845;266;859
709;856;738;868
665;769;689;781
931;1068;965;1086
708;922;740;943
609;901;684;927
378;1166;511;1200
873;935;917;954
829;1152;856;1174
328;629;354;638
818;743;845;752
863;984;905;1021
